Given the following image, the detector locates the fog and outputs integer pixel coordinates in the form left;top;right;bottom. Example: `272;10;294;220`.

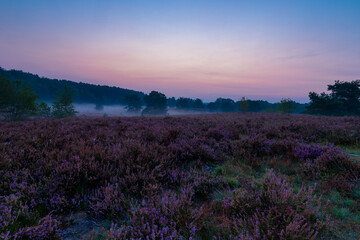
73;103;205;117
74;103;131;117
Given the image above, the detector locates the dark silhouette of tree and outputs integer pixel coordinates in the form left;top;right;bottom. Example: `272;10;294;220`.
0;67;144;104
328;80;360;115
176;97;192;109
175;97;205;111
307;80;360;116
125;94;142;112
0;77;38;120
52;84;77;118
207;102;217;112
193;98;205;110
277;98;295;114
239;97;249;113
36;101;51;118
167;97;176;108
142;91;167;115
215;98;236;112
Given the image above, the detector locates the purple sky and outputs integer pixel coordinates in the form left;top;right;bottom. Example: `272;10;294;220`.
1;0;360;102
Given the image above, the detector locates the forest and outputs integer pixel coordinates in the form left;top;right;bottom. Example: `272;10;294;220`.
0;67;308;118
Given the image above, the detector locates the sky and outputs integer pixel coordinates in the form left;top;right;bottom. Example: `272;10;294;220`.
1;0;360;102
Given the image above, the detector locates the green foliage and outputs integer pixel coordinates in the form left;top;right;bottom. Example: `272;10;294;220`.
36;101;51;118
125;94;142;112
277;98;295;114
52;84;77;118
0;77;38;120
142;91;167;115
307;80;360;116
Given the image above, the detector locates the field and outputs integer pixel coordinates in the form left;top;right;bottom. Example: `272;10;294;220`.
1;113;360;239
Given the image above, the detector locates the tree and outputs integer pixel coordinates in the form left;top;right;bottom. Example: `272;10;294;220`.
207;102;217;112
0;67;145;105
193;98;205;110
307;92;342;115
142;91;167;115
52;84;77;118
328;80;360;115
215;98;236;112
277;98;295;114
307;80;360;116
125;94;142;112
167;97;176;108
36;101;51;118
176;97;192;110
239;97;249;113
0;77;38;120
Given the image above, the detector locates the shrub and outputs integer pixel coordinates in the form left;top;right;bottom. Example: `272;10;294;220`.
89;184;128;219
52;84;77;118
105;186;207;239
217;169;331;239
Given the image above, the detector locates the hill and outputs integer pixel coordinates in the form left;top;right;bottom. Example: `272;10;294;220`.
0;67;144;105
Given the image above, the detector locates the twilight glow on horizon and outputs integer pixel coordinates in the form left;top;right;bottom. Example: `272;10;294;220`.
1;0;360;102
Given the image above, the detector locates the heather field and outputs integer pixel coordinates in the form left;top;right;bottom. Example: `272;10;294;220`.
1;113;360;240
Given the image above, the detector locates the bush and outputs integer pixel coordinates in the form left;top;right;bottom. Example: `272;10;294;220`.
295;144;360;192
106;186;207;239
52;84;77;118
217;169;331;239
89;184;128;219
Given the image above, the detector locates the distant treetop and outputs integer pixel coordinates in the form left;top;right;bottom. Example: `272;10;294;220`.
0;67;144;105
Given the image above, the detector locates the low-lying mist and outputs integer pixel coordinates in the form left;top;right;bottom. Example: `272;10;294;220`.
73;103;205;117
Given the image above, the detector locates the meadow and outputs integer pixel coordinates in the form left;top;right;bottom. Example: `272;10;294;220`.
1;113;359;239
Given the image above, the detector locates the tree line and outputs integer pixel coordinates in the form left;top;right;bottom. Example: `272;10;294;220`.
124;80;360;116
122;92;304;116
1;66;359;120
0;67;144;104
0;77;76;120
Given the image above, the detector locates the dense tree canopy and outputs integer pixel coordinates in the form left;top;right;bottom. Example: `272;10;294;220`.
0;77;38;120
215;98;236;112
0;67;144;104
125;94;143;112
307;80;360;116
175;97;205;111
142;91;167;115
